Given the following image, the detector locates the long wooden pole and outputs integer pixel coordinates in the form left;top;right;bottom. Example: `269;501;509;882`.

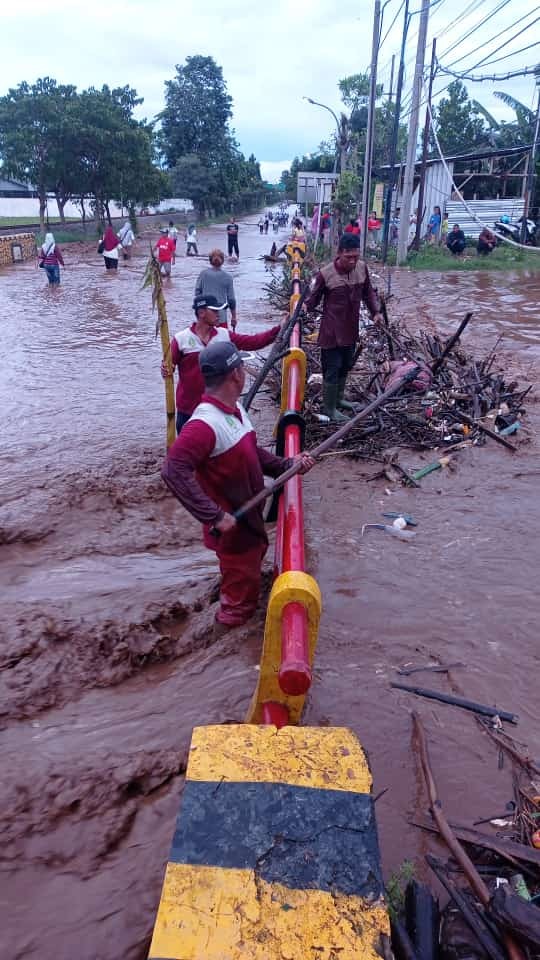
413;713;525;960
234;366;420;522
143;251;176;450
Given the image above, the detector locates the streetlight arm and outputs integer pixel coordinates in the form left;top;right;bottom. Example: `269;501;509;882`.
303;96;341;134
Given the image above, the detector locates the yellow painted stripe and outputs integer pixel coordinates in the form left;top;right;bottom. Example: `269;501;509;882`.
186;725;372;794
149;863;389;960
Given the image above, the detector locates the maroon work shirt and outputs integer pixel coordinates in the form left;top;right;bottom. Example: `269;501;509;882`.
305;257;379;348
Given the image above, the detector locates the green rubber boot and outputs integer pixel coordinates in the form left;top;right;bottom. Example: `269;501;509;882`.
323;382;349;422
337;377;357;411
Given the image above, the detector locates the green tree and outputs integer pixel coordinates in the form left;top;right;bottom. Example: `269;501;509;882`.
75;85;165;224
160;56;264;216
431;80;486;156
159;56;232;167
0;77;78;230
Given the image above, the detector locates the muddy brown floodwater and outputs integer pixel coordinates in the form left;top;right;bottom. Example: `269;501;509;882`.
1;216;539;960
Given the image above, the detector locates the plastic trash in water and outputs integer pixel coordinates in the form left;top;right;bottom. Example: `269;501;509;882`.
383;512;418;526
361;523;416;541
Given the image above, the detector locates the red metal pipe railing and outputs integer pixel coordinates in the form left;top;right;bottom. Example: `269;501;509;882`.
261;245;311;723
276;257;311;697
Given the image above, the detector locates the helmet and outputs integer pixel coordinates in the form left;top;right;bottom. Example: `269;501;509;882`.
500;215;510;224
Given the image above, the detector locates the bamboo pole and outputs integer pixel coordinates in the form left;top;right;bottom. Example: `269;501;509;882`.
143;250;176;450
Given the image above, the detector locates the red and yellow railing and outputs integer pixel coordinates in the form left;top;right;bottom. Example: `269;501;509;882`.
246;240;322;727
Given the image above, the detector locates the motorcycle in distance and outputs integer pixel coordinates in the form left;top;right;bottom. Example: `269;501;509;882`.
494;215;538;245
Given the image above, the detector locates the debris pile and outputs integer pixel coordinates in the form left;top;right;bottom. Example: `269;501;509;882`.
298;308;531;474
388;666;540;960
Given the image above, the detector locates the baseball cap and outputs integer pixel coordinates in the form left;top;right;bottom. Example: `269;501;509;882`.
199;340;244;379
193;293;228;312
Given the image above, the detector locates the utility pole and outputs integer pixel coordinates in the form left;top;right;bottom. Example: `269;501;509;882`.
413;37;437;249
381;0;409;262
361;0;382;258
396;0;430;265
521;84;540;244
388;54;396;105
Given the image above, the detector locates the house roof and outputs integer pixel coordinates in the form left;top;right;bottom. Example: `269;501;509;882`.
0;177;35;193
378;143;532;172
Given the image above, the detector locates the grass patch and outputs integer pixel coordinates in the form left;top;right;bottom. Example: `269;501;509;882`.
0;216;80;227
405;242;540;272
385;859;416;921
35;229;94;245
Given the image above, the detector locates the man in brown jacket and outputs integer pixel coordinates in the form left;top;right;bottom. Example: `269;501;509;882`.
305;233;382;420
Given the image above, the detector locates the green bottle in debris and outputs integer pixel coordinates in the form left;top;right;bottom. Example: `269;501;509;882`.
509;874;531;900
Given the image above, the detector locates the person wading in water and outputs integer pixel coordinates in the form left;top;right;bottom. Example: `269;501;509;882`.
38;232;64;284
305;233;382;421
195;249;237;329
162;294;284;434
161;339;314;633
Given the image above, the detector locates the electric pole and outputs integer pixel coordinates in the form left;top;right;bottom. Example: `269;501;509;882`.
413;37;437;249
396;0;430;265
381;0;409;263
361;0;382;258
521;84;540;244
388;54;396;105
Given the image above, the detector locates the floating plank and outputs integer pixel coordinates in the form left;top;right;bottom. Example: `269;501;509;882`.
149;724;389;959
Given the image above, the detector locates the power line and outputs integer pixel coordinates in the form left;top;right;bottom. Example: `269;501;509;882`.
436;63;540;81
447;15;540;72
380;0;407;49
478;40;540;67
445;5;540;68
437;0;512;61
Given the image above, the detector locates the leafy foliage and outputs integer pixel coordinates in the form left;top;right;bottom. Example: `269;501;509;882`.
0;78;167;229
159;55;265;216
430;81;486;156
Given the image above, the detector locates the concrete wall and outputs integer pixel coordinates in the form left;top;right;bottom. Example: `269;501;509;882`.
0;233;36;265
0;196;193;220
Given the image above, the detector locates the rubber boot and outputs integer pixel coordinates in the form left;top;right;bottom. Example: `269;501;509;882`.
322;381;349;422
337;377;357;412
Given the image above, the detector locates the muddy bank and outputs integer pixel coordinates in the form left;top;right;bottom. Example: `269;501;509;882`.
1;218;539;959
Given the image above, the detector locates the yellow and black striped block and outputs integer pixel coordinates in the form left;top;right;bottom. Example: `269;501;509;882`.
149;725;389;959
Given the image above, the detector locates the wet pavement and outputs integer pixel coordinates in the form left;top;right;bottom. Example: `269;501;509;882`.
1;215;539;959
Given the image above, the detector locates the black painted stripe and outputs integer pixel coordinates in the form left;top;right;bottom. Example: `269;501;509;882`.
170;780;383;899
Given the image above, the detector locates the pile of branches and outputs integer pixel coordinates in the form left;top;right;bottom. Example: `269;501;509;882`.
392;710;540;960
301;308;531;464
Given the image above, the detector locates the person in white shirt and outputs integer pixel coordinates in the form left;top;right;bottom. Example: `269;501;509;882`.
118;221;135;260
185;224;198;256
168;221;179;251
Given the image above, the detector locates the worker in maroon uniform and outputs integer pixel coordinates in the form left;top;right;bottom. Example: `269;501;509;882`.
162;340;315;630
162;294;283;434
305;233;382;421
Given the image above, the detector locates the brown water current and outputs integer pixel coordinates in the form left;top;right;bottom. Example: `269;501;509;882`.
1;217;540;959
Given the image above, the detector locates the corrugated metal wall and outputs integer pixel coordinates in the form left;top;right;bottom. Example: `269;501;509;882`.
446;198;525;238
412;163;454;237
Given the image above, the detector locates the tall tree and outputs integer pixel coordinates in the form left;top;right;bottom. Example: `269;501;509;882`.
431;80;486;156
0;78;77;230
159;56;232;167
161;56;264;216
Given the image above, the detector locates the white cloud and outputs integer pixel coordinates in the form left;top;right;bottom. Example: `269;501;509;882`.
260;160;292;183
0;0;537;172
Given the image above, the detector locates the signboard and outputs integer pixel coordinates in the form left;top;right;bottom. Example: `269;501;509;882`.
297;172;339;204
372;183;384;217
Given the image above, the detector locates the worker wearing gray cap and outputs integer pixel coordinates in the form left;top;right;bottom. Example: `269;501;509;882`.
162;340;314;630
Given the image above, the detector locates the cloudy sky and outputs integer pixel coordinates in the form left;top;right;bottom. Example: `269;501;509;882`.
2;0;538;180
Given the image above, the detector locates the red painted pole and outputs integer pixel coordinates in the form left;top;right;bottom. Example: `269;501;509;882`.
262;701;290;728
277;251;311;696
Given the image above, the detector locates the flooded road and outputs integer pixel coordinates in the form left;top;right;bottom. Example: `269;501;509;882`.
1;218;539;959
